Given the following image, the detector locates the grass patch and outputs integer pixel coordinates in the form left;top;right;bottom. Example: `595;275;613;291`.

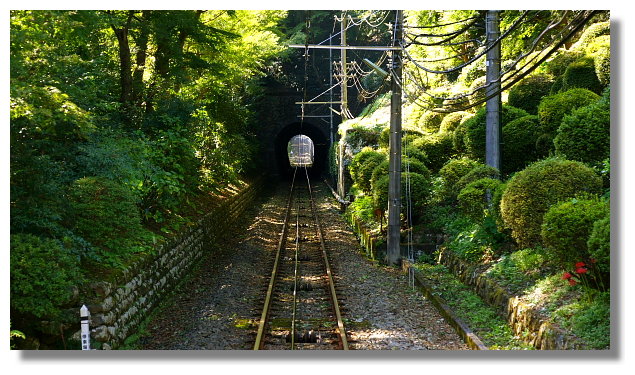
414;263;533;350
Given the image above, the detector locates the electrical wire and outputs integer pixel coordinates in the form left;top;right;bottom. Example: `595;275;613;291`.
404;10;599;112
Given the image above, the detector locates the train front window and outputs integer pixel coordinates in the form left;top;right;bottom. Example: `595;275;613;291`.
288;134;314;167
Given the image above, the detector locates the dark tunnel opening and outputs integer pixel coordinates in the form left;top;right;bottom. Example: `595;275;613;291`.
274;121;329;180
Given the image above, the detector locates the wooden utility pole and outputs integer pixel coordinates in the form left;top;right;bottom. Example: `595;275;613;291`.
386;10;403;266
337;13;349;200
485;10;501;172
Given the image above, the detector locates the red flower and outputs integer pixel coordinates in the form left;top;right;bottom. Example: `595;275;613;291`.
575;261;586;268
568;279;577;286
576;267;588;274
562;272;572;280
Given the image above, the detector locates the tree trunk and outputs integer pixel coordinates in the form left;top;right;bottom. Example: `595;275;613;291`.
132;11;151;110
111;11;135;125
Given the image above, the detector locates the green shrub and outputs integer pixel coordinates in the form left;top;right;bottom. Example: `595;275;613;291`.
350;148;386;194
346;195;378;228
537;88;600;136
346;123;383;149
572;21;610;51
562;57;603;94
446;215;509;263
370;157;430;193
550;75;565;95
403;145;429;166
452;120;469;155
438;157;480;199
457;178;503;221
455;164;500;195
560;291;610;349
501;115;544;174
462;105;529;161
418;110;445;133
410;132;456;172
541;197;609;268
378;126;390;148
67;177;151;262
372;172;432;221
586;35;610;86
485;247;549;293
439;111;472;134
544;50;584;78
10;234;83;319
500;158;602;248
508;74;554;115
554;89;609;164
587;216;610;274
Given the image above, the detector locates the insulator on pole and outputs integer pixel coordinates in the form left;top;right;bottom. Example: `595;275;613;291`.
80;304;91;350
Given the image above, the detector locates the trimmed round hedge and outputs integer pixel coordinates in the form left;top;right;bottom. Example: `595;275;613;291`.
554;88;609;164
508;73;554;115
544;50;584;78
462;105;529;162
587;215;610;274
403;145;429;166
410;132;456;172
372;172;432;221
537;88;600;136
455;164;500;194
439;111;472;134
350;148;386;194
501;115;543;175
541;197;609;268
562;56;603;94
457;177;503;221
419;111;445;133
586;35;610;87
370;157;430;193
500;158;603;248
438;157;481;199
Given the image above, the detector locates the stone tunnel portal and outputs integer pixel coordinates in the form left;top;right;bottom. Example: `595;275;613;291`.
274;121;329;179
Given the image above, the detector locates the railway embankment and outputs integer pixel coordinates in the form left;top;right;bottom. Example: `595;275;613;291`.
78;178;263;349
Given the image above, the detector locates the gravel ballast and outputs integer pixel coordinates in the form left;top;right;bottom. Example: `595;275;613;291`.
138;179;468;350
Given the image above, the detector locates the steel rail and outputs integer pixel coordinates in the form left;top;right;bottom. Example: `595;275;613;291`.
253;168;298;350
304;168;349;350
254;167;348;350
290;196;300;349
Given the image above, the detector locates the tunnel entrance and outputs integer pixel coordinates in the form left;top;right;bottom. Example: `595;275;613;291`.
274;121;329;179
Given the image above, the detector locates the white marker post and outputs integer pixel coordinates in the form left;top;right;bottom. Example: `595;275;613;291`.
80;304;91;350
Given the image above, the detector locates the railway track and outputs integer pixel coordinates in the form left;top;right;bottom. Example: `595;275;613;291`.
254;167;348;350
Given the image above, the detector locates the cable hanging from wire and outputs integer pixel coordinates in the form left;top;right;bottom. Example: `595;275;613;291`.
401;10;598;112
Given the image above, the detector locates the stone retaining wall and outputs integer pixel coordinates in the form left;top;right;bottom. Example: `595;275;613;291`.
78;178;262;349
437;248;585;349
342;205;585;350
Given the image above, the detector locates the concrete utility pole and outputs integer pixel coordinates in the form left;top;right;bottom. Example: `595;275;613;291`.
485;10;501;172
337;13;349;200
386;9;403;266
329;33;334;146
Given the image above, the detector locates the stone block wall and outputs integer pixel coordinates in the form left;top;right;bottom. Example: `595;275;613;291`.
437;249;585;349
78;178;262;349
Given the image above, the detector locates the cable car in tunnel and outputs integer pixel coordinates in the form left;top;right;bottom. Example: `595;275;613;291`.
288;134;314;168
273;121;328;179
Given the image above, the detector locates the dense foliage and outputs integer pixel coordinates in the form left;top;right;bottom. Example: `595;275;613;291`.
500;158;602;249
541;197;609;268
342;11;611;350
10;10;287;346
554;88;610;164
